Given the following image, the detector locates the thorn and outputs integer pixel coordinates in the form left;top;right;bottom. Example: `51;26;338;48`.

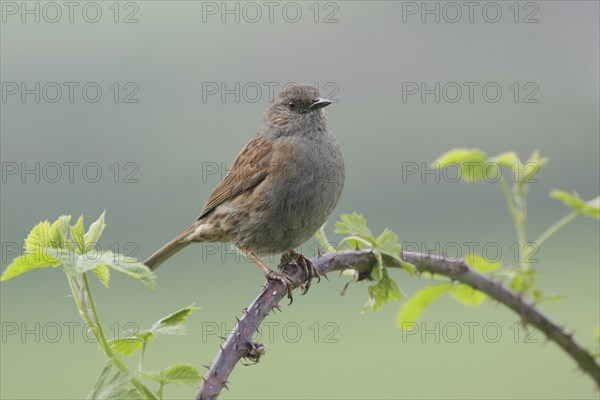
235;316;241;323
218;336;226;341
219;344;225;351
273;304;282;313
223;381;230;391
241;307;248;313
202;364;211;370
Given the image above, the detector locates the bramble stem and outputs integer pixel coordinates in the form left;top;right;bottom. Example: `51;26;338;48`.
196;250;599;399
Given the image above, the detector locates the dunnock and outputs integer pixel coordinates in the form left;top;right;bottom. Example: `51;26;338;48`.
144;84;345;295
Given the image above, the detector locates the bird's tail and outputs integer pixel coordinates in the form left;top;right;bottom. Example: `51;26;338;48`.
144;224;198;271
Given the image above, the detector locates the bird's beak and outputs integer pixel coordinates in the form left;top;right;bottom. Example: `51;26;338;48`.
309;97;332;110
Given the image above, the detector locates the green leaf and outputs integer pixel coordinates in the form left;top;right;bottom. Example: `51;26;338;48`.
162;364;202;386
0;252;62;281
512;151;546;184
526;150;548;171
47;249;106;275
70;215;85;253
24;220;53;253
551;191;600;219
433;148;488;182
334;213;374;241
50;215;71;248
134;330;154;342
450;284;486;307
491;151;520;168
397;283;452;329
44;247;155;290
464;254;501;273
508;272;524;293
111;304;200;355
338;236;371;250
141;364;201;387
49;250;95;275
109;337;144;356
585;197;600;219
106;259;156;291
374;229;415;275
508;268;536;294
92;266;111;287
150;304;200;336
375;229;401;258
364;271;402;312
551;190;586;210
434;148;486;166
85;211;106;248
399;260;417;276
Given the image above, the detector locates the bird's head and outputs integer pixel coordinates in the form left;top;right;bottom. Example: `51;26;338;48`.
262;84;332;137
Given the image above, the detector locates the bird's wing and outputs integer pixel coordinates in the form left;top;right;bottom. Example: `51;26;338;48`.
197;133;272;220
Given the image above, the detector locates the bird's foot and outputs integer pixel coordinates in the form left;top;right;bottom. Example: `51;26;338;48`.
239;247;295;304
285;250;320;295
264;269;295;304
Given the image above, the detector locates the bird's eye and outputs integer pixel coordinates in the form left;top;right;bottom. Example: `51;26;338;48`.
288;102;296;110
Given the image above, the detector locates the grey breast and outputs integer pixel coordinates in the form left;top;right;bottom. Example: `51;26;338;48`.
247;131;345;255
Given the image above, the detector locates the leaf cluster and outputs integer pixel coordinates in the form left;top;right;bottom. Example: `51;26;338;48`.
325;149;598;335
1;213;201;399
1;212;155;290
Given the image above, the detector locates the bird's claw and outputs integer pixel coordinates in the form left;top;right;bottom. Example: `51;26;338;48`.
287;250;320;295
265;270;295;304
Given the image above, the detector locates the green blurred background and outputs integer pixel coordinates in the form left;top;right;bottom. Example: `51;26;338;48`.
1;1;599;399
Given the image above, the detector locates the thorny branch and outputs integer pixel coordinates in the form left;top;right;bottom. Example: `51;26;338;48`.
195;250;600;399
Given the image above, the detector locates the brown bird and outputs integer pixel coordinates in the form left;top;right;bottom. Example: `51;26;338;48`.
144;84;345;295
